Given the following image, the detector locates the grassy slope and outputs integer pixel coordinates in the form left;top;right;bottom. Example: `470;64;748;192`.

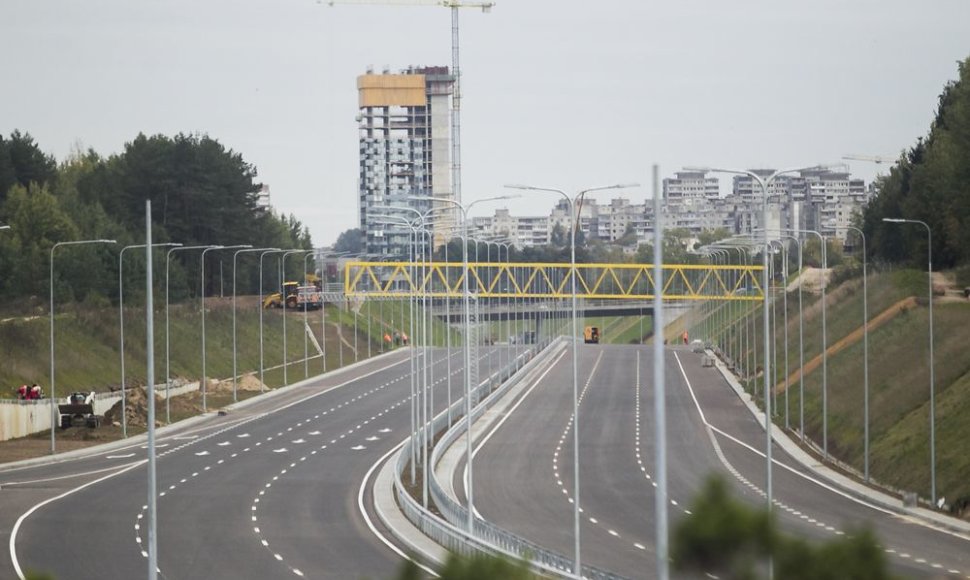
0;296;436;395
704;269;970;504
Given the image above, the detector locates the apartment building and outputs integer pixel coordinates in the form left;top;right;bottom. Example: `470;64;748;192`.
357;66;455;256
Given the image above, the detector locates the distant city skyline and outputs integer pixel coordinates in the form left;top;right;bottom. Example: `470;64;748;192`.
3;0;969;246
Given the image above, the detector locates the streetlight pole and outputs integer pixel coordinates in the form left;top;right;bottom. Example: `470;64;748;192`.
166;245;215;424
233;247;278;402
826;221;870;481
50;238;116;453
409;193;519;535
372;217;424;488
883;217;935;503
259;250;287;392
119;242;179;438
758;227;827;456
304;252;315;378
202;245;250;412
279;250;310;386
505;182;638;577
693;165;830;542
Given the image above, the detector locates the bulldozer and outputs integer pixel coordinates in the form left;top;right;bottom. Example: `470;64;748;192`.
59;391;102;429
263;280;323;310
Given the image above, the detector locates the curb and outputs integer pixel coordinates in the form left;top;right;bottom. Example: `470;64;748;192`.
0;349;406;475
707;349;970;538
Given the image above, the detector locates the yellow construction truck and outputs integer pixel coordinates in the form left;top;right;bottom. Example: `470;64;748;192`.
583;326;600;344
263;279;323;310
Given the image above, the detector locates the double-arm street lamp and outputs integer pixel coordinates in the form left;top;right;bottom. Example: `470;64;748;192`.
504;182;637;577
690;164;830;528
408;193;518;535
50;238;116;454
372;214;434;501
119;242;181;437
883;217;936;504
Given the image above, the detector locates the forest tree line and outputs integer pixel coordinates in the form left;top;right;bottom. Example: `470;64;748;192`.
0;132;312;311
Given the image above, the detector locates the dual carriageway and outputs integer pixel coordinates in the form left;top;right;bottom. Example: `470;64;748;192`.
1;261;967;579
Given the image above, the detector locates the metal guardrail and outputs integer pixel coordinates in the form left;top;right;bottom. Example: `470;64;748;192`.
393;337;630;580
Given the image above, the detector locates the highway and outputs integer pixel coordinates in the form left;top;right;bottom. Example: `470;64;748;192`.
1;345;515;580
4;341;969;580
468;344;970;579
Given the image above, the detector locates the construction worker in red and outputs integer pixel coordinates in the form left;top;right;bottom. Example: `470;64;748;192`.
17;384;28;400
682;330;689;344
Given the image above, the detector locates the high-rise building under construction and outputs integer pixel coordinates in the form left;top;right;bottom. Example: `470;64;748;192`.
357;66;455;256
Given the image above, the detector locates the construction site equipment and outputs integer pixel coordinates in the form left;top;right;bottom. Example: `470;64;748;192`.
59;391;102;429
584;326;600;344
263;281;324;310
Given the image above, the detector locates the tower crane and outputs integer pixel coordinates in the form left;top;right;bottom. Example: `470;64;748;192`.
842;154;896;164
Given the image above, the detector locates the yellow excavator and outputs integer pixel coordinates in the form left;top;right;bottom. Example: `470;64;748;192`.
263;277;323;310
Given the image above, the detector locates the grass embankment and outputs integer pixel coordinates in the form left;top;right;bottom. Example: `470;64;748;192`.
694;269;970;508
0;296;453;396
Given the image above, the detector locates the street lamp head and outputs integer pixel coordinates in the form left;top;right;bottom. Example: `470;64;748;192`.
100;239;118;244
882;218;906;223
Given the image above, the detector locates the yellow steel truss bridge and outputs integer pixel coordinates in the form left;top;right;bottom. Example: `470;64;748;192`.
344;261;764;300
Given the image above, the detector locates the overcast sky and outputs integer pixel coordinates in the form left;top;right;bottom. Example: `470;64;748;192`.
3;0;969;246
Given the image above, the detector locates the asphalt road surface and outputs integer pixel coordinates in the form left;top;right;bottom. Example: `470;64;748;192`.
1;345;518;580
469;344;970;579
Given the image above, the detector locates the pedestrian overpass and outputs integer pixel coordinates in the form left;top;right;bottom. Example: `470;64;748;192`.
343;261;764;300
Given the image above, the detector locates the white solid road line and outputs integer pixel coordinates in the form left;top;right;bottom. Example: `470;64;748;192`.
9;460;147;580
0;461;142;487
673;351;970;577
358;439;439;578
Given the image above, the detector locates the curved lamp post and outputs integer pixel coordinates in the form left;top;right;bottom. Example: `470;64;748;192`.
233;247;279;401
757;227;827;457
690;163;833;562
281;249;311;386
883;217;935;504
259;249;288;392
120;242;181;437
50;238;116;454
166;245;217;423
825;221;870;482
408;193;520;536
505;182;637;577
202;245;251;412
